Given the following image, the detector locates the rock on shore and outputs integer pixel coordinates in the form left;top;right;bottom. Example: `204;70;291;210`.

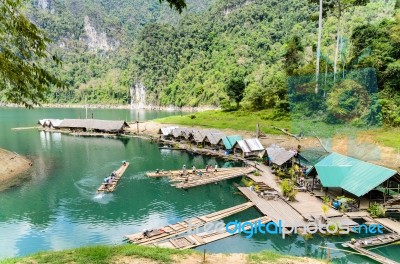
0;148;32;191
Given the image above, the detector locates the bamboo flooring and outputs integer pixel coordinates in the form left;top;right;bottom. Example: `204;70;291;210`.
346;246;399;264
375;218;400;234
343;234;400;264
173;167;255;189
238;187;307;228
96;162;129;193
154;216;271;249
146;168;236;178
124;202;254;245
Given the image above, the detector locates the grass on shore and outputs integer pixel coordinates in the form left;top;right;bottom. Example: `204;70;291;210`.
1;244;193;264
156;110;400;149
362;128;400;149
0;244;324;264
248;250;318;263
156;109;291;135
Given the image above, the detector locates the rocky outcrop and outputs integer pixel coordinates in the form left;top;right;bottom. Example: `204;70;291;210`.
80;16;119;51
130;82;146;109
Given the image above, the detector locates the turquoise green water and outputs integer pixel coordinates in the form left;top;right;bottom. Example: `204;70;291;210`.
0;108;398;263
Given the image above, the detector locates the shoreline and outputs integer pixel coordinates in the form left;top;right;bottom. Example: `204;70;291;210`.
0;148;32;191
0;103;219;112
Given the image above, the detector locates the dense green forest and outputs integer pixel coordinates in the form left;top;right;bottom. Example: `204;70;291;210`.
25;0;214;104
21;0;400;126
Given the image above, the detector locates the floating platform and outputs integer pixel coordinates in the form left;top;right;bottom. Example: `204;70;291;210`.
238;186;307;228
154;216;271;249
343;234;400;264
124;202;254;245
146;167;237;178
96;162;129;193
172;167;255;189
375;218;400;234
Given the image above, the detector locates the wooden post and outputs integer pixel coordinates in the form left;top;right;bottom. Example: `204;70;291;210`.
256;123;260;138
203;249;206;263
326;248;330;263
136;112;139;133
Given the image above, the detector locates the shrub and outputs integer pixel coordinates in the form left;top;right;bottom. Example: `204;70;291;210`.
322;195;330;205
368;202;386;217
281;179;297;201
254;170;260;176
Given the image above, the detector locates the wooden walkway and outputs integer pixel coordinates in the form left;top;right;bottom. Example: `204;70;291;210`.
172;167;255;189
246;165;280;192
346;245;399;264
154;216;271;249
124;202;254;244
290;192;342;220
147;167;242;178
343;234;400;264
96;162;129;193
238;187;307;227
375;218;400;234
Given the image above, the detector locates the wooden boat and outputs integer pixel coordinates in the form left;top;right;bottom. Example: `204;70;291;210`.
96;162;130;193
342;233;400;248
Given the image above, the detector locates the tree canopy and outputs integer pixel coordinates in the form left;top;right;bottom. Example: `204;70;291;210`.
0;0;62;107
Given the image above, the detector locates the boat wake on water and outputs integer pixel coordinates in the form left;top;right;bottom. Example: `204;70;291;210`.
92;192;114;204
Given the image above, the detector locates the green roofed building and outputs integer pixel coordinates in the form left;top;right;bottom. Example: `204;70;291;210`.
222;135;242;150
315;152;400;203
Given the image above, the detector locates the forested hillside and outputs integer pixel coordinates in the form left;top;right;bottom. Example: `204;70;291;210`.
26;0;214;104
26;0;400;126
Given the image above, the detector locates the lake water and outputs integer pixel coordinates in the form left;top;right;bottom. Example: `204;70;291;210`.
0;107;398;263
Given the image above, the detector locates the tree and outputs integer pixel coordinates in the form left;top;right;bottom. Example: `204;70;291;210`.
284;36;303;76
332;0;369;82
315;0;323;94
0;0;62;107
160;0;187;13
226;77;246;109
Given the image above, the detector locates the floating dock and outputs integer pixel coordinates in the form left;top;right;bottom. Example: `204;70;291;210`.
96;162;129;193
343;234;400;264
154;216;271;249
125;202;254;244
238;186;307;227
375;218;400;234
237;186;358;229
146;167;239;178
173;167;255;189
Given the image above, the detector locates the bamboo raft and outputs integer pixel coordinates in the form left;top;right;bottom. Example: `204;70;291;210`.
173;167;256;189
343;234;400;264
96;162;130;193
343;233;400;248
154;216;271;249
124;202;254;245
146;167;235;178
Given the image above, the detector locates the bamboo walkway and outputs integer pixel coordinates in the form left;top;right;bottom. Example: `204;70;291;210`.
154;216;271;249
124;202;254;245
146;167;239;178
343;234;400;264
238;187;307;227
375;218;400;234
96;162;129;193
173;167;255;189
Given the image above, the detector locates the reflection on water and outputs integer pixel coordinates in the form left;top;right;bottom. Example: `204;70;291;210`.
0;108;399;263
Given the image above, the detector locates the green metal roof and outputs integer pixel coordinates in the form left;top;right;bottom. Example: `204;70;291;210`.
222;135;242;150
315;152;398;197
